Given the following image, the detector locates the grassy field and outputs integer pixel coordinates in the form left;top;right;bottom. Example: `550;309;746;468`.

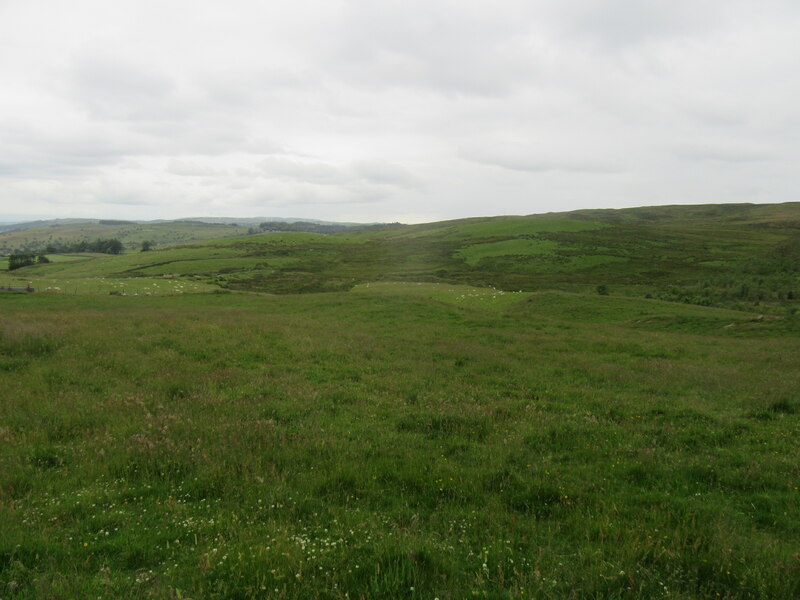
2;287;800;599
1;203;800;598
352;282;532;311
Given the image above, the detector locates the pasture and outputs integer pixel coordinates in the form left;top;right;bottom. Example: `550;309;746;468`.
1;289;799;599
4;204;800;311
2;203;800;598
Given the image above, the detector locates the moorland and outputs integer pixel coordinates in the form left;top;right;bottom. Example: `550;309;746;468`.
1;202;799;599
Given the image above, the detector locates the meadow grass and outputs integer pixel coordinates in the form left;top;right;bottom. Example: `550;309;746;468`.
352;282;532;310
38;254;90;264
2;205;800;597
0;272;217;296
134;257;299;277
1;289;799;599
442;216;606;239
455;239;563;266
454;239;628;273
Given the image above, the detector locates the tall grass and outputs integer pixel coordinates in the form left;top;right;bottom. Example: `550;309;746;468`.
1;290;799;598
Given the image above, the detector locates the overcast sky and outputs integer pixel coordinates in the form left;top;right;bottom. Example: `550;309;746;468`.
1;0;798;223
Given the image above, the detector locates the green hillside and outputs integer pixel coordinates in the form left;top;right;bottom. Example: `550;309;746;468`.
559;201;800;227
4;203;799;313
2;202;800;598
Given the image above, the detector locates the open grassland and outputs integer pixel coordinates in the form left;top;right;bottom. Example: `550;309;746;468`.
352;282;532;311
0;275;217;296
6;205;800;315
7;204;800;314
2;204;799;597
1;289;800;599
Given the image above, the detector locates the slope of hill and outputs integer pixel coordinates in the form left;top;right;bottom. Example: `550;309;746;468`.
559;201;800;228
2;202;799;313
2;202;800;599
0;218;98;234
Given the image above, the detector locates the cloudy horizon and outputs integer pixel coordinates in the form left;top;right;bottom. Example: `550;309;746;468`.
1;0;798;224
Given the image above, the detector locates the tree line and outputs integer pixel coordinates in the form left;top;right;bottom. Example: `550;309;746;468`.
5;238;125;271
8;254;50;270
43;238;124;254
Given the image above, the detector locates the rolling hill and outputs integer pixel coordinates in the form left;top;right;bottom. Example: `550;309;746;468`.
3;202;798;312
2;202;800;599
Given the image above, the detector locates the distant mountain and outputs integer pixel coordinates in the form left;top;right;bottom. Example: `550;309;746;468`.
177;217;368;226
0;216;371;233
0;216;387;255
0;218;100;233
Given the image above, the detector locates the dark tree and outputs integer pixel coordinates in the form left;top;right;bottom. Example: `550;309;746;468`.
8;254;36;270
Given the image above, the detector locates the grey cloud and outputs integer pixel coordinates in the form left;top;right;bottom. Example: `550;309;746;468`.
153;120;253;156
1;0;799;222
69;52;177;122
460;145;622;174
166;159;227;177
682;102;751;129
201;67;315;108
240;137;285;155
286;184;393;206
65;52;285;158
539;0;732;50
100;191;161;206
258;157;421;190
239;181;392;208
674;143;772;164
352;161;420;188
328;0;541;96
0;121;138;178
259;157;353;186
